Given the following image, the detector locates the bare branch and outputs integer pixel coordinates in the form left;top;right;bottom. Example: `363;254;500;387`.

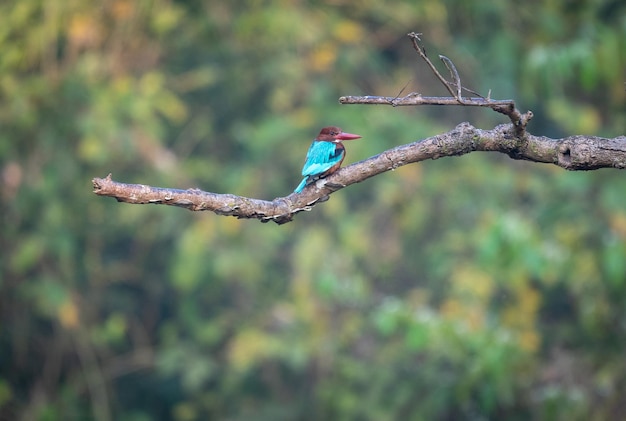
339;93;516;109
93;33;623;224
401;32;529;133
93;123;626;225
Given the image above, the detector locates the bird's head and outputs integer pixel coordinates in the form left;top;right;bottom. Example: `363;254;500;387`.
317;126;362;143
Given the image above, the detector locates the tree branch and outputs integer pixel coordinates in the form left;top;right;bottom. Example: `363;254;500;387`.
93;123;626;224
93;33;624;224
361;32;533;134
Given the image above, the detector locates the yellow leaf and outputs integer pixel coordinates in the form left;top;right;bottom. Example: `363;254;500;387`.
547;99;601;134
333;20;364;44
58;298;79;330
519;330;540;353
610;212;626;239
228;329;276;371
309;42;337;73
68;14;102;49
139;71;165;96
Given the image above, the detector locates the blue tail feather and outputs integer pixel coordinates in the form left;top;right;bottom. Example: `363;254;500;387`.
294;177;308;193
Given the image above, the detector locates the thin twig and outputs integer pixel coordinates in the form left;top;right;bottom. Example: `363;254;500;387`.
439;55;462;100
407;32;457;98
400;32;530;132
392;78;414;104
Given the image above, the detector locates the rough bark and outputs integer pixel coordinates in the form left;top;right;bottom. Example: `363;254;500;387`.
93;122;626;225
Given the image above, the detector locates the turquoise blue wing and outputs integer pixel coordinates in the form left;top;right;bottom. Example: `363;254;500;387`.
301;141;343;177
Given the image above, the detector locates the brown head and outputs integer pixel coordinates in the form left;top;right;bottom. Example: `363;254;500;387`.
316;126;362;143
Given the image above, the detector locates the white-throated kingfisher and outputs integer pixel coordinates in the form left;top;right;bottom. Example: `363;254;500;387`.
294;126;362;193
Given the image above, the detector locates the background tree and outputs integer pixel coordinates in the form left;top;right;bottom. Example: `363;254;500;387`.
1;1;624;420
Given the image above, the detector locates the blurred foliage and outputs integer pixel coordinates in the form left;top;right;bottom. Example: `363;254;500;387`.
1;0;625;420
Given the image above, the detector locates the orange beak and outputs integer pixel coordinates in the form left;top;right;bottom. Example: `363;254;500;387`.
335;132;362;141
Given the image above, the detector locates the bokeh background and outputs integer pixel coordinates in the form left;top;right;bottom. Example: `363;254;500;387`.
1;1;625;420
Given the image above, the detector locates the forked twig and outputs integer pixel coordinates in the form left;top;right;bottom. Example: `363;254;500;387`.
339;32;533;134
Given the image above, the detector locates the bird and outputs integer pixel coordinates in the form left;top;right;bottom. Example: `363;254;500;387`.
294;126;362;193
